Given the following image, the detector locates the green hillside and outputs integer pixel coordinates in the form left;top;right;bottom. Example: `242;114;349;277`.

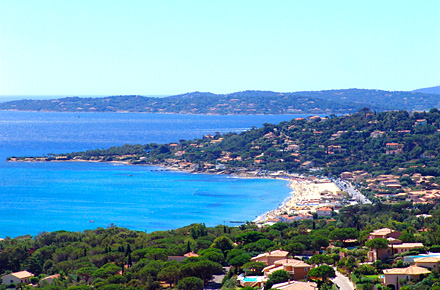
1;89;440;114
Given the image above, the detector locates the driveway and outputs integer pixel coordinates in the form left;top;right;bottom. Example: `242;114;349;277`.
332;270;355;290
204;266;230;290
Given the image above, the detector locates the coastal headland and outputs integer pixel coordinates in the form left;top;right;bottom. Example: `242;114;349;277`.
8;108;440;225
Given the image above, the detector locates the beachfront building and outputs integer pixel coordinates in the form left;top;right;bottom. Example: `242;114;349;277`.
1;271;33;285
272;281;318;290
383;266;431;290
263;259;312;281
251;250;289;266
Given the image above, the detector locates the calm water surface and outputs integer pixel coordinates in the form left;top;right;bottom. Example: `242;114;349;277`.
0;111;311;237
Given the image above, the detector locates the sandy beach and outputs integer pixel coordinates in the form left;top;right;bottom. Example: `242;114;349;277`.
254;177;343;224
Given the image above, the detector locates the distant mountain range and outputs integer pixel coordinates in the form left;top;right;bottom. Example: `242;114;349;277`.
1;88;440;114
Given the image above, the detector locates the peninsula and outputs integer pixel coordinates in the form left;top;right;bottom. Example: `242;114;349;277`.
10;108;440;208
2;89;440;114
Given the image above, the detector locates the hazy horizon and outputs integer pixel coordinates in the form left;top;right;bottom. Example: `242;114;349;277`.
1;84;439;103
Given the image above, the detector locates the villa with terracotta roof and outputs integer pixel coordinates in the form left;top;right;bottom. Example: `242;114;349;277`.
168;251;199;262
392;243;425;255
340;172;353;179
385;143;404;155
383;266;431;290
263;259;312;281
368;240;424;262
415;119;427;126
366;228;426;261
251;250;289;266
272;281;318;290
1;271;33;285
367;228;402;240
40;274;60;285
414;257;440;270
316;206;332;217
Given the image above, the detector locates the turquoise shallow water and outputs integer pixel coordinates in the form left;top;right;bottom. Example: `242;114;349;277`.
0;111;306;237
0;161;290;237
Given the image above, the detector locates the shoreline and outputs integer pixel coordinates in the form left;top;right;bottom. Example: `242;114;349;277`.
0;109;328;116
7;158;342;225
2;158;295;238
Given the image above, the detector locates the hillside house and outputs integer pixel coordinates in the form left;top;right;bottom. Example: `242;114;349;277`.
415;119;427;126
414;257;440;270
316;206;333;217
385;143;404;155
370;130;385;138
272;281;318;290
168;252;199;262
40;274;60;285
250;250;289;266
263;259;312;281
383;266;430;290
300;161;314;169
1;271;33;285
368;240;424;262
286;144;300;152
327;145;343;154
340;172;353;179
368;228;402;240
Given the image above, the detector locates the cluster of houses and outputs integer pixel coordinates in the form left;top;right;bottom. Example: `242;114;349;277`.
365;227;440;290
237;250;317;290
237;227;438;290
2;227;436;290
366;228;424;262
340;170;440;204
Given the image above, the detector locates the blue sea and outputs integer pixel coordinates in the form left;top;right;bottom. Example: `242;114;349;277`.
0;111;310;238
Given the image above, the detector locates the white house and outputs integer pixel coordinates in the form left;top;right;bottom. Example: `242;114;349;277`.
1;271;33;285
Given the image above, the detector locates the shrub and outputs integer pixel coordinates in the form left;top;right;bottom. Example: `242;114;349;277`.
176;277;204;290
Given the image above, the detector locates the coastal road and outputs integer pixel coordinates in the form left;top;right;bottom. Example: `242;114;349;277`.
332;270;354;290
334;179;372;205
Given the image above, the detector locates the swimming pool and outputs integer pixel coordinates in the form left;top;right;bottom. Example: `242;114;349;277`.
243;277;259;282
404;253;440;263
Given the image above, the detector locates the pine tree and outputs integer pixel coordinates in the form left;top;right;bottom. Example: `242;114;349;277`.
186;241;191;253
128;254;132;267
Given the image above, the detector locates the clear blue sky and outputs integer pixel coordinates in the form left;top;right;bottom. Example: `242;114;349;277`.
0;0;439;97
